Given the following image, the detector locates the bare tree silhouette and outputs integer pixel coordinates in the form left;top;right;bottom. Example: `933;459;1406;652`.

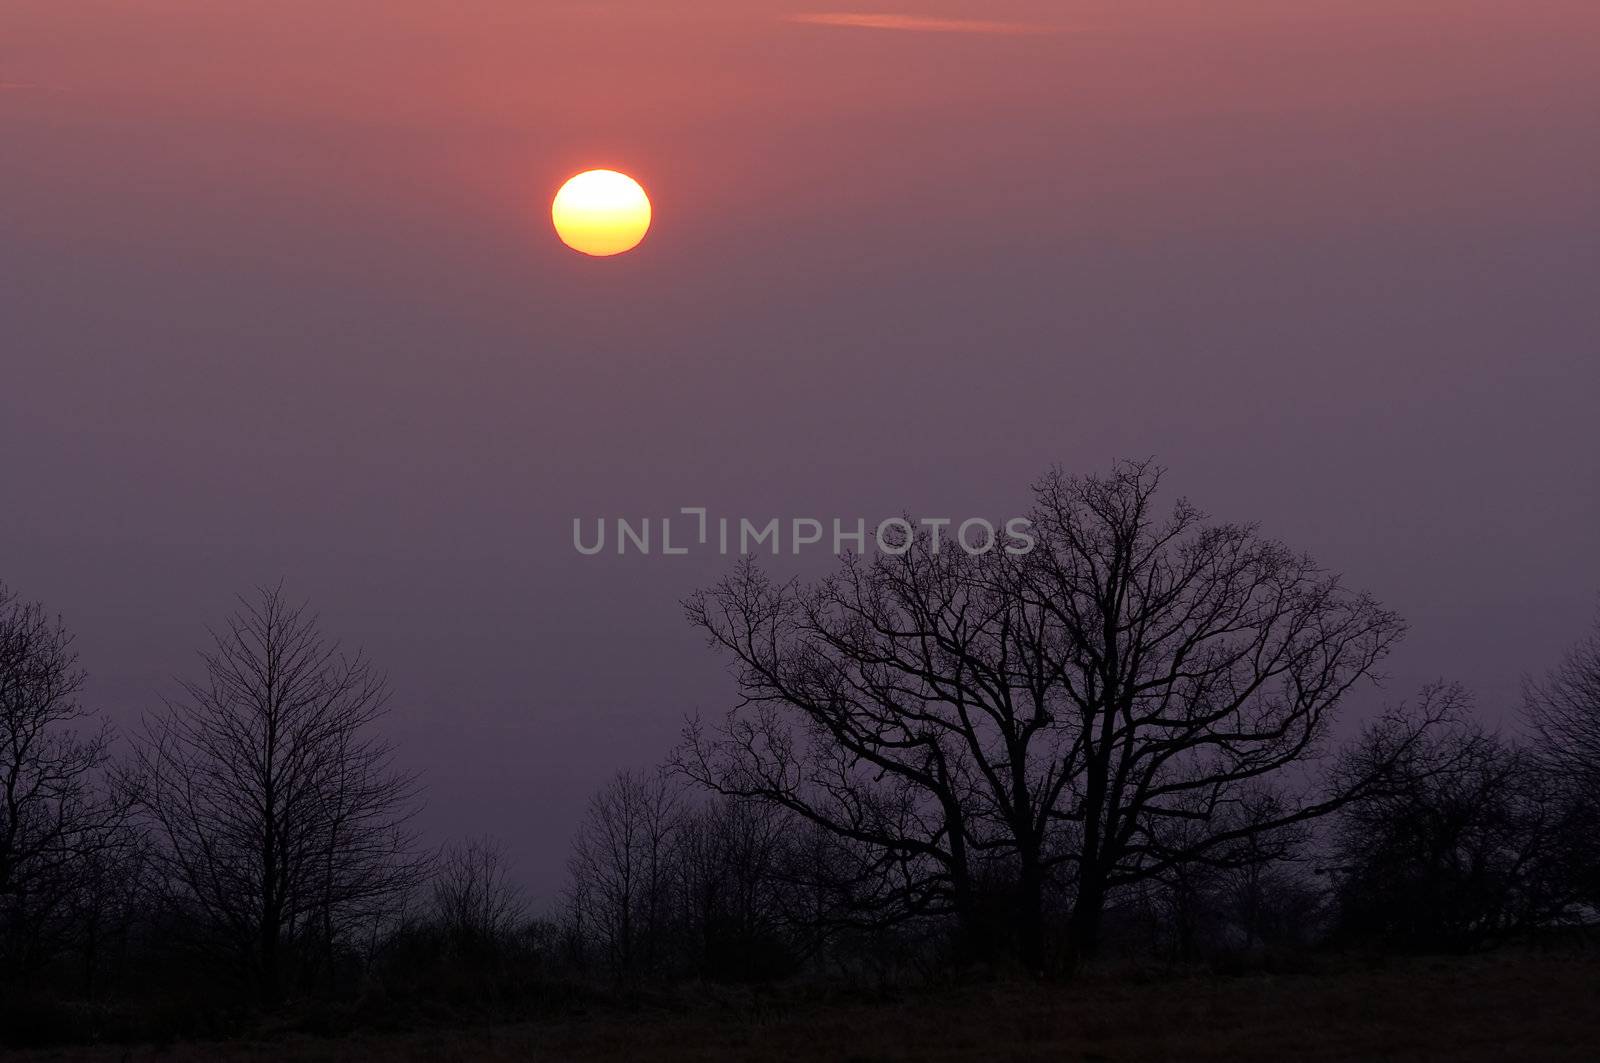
1524;609;1600;908
431;835;528;949
1019;462;1406;965
1525;609;1600;795
672;794;800;980
1332;685;1577;950
0;583;131;976
133;585;424;1001
565;767;680;982
682;461;1406;970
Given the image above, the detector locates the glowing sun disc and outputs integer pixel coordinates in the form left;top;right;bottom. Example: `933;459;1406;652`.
551;169;652;256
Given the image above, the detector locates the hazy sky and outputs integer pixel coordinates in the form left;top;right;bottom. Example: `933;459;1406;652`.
4;0;1597;902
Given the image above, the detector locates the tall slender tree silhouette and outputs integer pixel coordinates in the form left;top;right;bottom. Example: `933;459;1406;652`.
134;586;423;1000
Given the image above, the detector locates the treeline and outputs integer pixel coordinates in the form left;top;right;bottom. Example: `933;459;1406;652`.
2;462;1597;1046
558;689;1598;987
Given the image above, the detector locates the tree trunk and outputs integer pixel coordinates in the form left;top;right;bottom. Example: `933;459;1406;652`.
1016;857;1046;973
949;876;986;965
258;904;282;1004
1066;869;1106;971
259;933;278;1003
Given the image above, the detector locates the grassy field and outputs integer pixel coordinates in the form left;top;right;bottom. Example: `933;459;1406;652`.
7;950;1598;1062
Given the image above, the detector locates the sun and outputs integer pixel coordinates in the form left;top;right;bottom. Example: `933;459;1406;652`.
551;169;652;257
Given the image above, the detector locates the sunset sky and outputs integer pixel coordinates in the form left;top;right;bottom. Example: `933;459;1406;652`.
4;0;1598;901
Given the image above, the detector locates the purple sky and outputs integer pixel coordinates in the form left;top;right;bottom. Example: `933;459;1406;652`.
3;0;1597;903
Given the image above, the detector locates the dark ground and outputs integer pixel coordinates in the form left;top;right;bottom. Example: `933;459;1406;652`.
5;950;1598;1062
